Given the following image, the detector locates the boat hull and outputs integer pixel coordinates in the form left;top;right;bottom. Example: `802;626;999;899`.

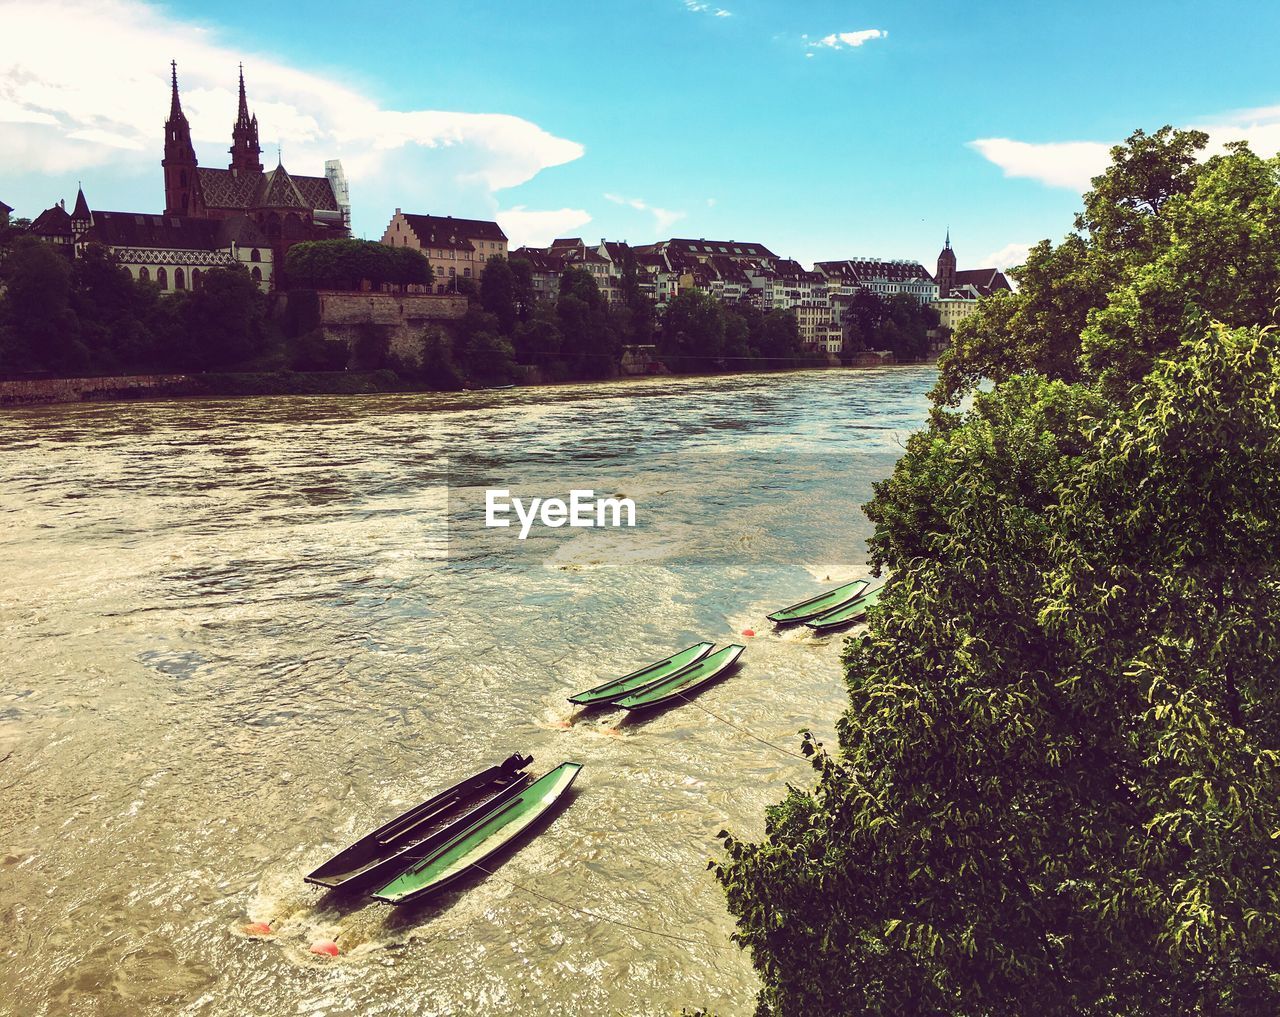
615;644;746;711
806;585;883;632
568;642;715;705
372;762;583;906
767;580;869;625
304;754;533;893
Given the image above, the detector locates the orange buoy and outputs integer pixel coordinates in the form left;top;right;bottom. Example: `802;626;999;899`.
554;719;572;729
742;629;755;638
310;939;340;957
242;922;272;937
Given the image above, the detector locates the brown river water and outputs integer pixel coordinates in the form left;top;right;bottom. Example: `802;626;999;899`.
0;366;934;1017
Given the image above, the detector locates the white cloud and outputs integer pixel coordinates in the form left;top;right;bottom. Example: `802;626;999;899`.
1192;104;1280;158
983;242;1033;271
683;1;732;16
970;111;1280;193
806;29;887;55
967;138;1113;190
0;0;584;235
603;192;686;233
497;206;592;248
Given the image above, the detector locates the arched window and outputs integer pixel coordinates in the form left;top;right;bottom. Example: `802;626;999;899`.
139;266;150;282
191;269;201;290
157;267;168;289
250;248;260;263
251;266;262;283
175;268;186;290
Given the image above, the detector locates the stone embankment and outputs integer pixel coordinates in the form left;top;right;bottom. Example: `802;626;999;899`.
0;374;190;406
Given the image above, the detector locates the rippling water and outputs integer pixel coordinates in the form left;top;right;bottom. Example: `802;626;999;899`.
0;366;934;1017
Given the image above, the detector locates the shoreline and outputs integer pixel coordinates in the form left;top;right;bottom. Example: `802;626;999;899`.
0;358;935;409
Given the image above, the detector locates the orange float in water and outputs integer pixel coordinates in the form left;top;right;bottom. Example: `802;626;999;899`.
242;922;272;937
310;940;340;957
742;629;755;638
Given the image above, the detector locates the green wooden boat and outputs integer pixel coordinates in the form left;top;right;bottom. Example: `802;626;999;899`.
614;644;746;711
371;762;583;906
568;641;715;706
806;585;883;632
303;753;533;893
767;579;869;625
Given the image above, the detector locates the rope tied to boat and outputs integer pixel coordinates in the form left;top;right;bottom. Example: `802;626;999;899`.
470;862;731;950
671;693;812;762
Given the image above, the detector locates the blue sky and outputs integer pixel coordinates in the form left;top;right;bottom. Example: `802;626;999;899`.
5;0;1280;271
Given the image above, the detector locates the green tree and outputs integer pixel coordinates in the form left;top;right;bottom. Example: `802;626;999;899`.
507;256;537;323
719;331;1280;1014
557;267;618;378
660;289;726;372
173;265;272;370
935;126;1214;407
715;127;1280;1017
513;304;564;365
0;237;85;373
479;254;518;335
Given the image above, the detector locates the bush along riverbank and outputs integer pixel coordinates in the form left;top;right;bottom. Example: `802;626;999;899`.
711;126;1280;1016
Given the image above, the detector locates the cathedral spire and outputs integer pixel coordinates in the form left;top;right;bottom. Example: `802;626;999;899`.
235;63;251;127
229;63;263;174
168;60;185;121
163;60;202;216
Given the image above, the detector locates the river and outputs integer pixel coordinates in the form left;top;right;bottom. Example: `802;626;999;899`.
0;366;934;1017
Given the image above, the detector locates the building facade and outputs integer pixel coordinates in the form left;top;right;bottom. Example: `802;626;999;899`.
161;63;349;270
381;211;507;293
28;63;343;292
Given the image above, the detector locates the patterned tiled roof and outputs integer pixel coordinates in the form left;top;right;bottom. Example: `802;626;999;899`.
197;166;338;212
257;166;308;209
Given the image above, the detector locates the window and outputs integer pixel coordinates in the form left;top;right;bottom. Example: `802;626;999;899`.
463;268;471;278
191;269;201;290
157;267;168;289
250;248;261;263
251;266;262;283
139;266;150;282
175;268;185;290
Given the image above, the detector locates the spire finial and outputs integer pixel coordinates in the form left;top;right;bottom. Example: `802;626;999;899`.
945;226;951;249
169;59;183;119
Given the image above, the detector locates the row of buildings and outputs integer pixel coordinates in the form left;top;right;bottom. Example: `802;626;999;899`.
377;216;1011;353
13;62;1012;355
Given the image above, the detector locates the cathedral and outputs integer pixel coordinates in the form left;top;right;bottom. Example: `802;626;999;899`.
30;63;350;292
161;62;350;260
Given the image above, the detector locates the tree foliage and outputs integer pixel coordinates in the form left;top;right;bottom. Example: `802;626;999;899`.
284;239;431;291
715;126;1280;1016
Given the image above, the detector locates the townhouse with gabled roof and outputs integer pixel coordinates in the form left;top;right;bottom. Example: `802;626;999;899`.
381;210;508;293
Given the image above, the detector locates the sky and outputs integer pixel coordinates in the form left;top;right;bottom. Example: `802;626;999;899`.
4;0;1280;273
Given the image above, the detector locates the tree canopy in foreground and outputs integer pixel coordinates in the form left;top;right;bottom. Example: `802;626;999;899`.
714;129;1280;1015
